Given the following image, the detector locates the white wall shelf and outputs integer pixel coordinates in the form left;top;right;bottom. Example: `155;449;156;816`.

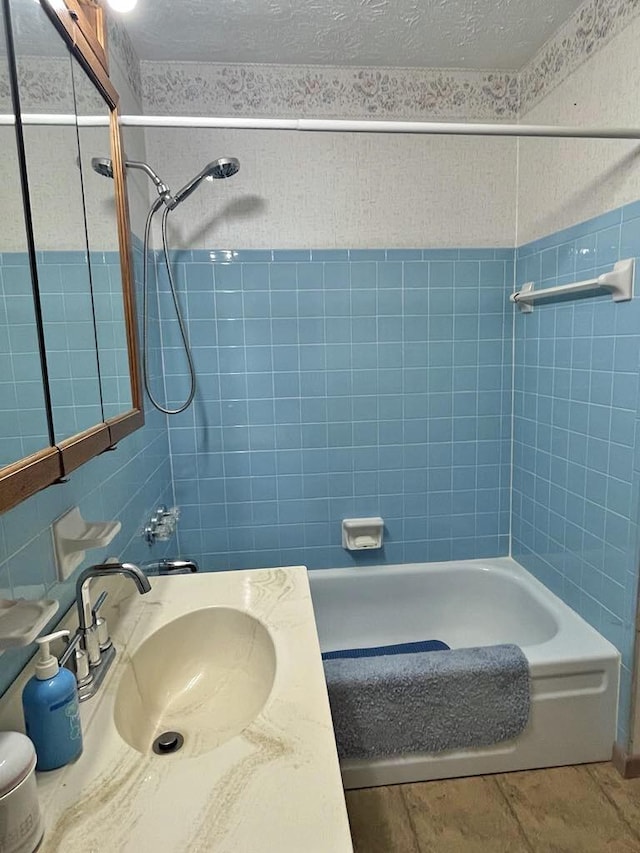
52;507;121;581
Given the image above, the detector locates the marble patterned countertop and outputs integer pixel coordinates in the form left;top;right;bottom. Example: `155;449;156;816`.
0;566;353;852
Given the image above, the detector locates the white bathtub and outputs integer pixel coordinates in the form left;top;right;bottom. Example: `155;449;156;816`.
308;556;620;789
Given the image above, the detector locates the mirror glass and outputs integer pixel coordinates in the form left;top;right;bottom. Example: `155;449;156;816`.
0;4;51;467
72;61;133;420
10;0;104;443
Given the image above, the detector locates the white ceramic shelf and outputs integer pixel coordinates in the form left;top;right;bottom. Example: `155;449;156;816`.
0;598;59;651
52;507;121;580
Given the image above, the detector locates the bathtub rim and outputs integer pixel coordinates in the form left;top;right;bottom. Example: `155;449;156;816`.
308;556;621;673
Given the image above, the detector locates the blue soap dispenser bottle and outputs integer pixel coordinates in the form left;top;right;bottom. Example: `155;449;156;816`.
22;629;83;771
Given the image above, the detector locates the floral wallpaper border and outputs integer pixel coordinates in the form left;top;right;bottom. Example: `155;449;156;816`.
2;0;640;121
139;0;640;121
0;21;141;114
520;0;640;114
140;63;520;121
1;56;101;113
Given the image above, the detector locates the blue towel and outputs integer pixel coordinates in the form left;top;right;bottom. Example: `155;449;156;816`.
324;644;530;759
322;640;450;661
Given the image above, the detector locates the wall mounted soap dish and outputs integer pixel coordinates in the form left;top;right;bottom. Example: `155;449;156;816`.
52;507;121;581
342;517;384;551
0;598;59;651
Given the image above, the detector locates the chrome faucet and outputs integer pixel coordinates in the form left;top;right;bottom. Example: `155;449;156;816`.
141;557;199;575
65;562;151;701
76;562;151;633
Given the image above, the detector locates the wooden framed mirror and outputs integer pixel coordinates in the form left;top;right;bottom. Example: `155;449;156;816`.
0;0;63;509
0;0;143;512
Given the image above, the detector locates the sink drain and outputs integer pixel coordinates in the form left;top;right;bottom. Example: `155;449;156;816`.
152;731;184;755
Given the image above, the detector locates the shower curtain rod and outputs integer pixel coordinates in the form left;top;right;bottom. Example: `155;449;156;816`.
0;114;109;126
119;116;640;140
3;114;640;139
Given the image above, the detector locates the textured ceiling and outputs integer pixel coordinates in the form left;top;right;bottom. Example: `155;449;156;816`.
122;0;585;69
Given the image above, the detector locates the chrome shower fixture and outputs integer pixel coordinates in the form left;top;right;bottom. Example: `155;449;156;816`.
91;154;240;415
170;158;240;209
91;156;171;199
90;156;239;209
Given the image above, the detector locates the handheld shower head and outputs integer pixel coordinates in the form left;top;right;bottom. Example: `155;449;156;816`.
208;158;240;180
92;155;240;210
171;157;240;208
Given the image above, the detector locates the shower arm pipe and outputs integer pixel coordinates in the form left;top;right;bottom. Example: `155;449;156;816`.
4;113;640;139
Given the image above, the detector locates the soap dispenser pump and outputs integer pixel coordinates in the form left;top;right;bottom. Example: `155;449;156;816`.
21;630;83;771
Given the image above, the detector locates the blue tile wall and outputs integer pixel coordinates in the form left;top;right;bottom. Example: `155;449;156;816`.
0;252;50;466
163;248;513;572
3;211;640;749
0;244;138;467
0;238;173;698
512;202;640;745
36;249;134;436
91;250;134;420
35;250;103;440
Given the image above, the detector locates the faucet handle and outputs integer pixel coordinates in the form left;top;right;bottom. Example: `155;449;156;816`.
74;646;92;687
91;590;111;651
144;506;180;544
59;633;93;688
59;631;82;669
97;617;111;651
84;625;102;668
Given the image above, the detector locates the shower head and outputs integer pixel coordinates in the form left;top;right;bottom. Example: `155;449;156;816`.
208;158;240;180
91;155;239;209
171;157;240;208
91;157;114;178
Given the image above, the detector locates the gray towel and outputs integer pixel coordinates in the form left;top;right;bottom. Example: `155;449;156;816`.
324;644;530;759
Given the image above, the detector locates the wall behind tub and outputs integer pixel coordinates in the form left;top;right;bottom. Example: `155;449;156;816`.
157;245;513;571
145;129;517;250
140;117;518;570
513;12;640;747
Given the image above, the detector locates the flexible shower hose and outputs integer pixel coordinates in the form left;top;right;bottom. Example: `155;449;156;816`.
141;198;197;415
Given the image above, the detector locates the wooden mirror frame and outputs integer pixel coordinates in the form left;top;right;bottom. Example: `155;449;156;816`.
0;0;143;513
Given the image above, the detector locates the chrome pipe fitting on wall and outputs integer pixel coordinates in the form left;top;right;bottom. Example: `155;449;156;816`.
143;505;180;546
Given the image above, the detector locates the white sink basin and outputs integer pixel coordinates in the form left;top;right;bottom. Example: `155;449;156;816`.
0;567;352;852
114;607;276;756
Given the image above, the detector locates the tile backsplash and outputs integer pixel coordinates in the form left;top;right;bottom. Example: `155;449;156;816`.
159;248;514;571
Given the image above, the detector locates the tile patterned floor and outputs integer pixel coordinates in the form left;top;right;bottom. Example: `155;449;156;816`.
345;764;640;852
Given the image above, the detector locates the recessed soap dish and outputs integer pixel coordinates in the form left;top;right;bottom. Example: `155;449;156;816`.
52;507;121;581
342;517;384;551
0;598;59;651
